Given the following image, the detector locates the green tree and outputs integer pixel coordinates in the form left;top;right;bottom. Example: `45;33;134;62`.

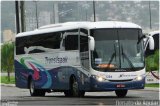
146;50;159;72
1;42;14;81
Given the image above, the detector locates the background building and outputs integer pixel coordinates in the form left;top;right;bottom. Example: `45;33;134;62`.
3;30;15;42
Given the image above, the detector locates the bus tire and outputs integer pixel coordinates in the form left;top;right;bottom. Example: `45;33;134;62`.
79;91;85;97
64;89;85;97
64;90;72;97
29;79;45;96
115;90;128;98
71;76;80;97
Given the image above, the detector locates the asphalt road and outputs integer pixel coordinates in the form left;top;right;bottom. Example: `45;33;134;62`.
1;86;159;106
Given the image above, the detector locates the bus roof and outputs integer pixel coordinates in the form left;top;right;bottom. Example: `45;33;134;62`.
148;30;159;36
16;21;141;38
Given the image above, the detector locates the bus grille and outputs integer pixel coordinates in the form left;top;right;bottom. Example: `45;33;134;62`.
108;79;133;82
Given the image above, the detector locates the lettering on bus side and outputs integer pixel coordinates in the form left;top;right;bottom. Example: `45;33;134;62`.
45;56;68;64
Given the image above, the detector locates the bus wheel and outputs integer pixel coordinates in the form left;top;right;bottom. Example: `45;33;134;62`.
115;90;128;98
79;91;85;97
29;79;45;96
64;90;72;97
64;89;85;97
71;77;79;97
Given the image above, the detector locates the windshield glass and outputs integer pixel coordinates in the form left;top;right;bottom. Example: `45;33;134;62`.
91;28;144;71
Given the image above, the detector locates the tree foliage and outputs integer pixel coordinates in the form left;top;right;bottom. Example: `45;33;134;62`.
146;50;159;72
1;42;14;81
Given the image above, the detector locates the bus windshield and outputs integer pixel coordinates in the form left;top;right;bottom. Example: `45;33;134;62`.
91;28;144;71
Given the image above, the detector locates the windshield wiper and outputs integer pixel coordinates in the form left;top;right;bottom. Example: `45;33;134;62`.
121;44;135;70
107;44;117;68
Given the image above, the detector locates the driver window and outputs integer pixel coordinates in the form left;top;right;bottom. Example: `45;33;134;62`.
80;34;89;70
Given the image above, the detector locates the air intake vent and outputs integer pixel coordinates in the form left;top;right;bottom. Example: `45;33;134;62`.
108;79;133;82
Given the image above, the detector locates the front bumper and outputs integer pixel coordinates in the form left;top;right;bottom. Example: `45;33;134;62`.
90;77;145;91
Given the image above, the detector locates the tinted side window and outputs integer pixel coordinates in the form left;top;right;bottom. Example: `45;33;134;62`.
65;35;78;50
66;29;78;33
16;36;28;55
80;36;88;52
16;32;62;54
27;32;61;53
80;35;89;70
80;28;88;35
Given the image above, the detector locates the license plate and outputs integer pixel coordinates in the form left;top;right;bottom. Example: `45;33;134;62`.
116;84;125;88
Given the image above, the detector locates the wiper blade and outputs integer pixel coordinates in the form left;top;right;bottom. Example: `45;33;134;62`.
107;44;117;68
121;44;135;70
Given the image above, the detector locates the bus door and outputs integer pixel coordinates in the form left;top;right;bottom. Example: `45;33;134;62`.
79;29;90;90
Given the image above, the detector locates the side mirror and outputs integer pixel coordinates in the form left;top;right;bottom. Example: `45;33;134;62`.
88;36;95;51
148;36;154;50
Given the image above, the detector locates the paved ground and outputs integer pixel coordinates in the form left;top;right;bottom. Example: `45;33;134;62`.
1;85;159;106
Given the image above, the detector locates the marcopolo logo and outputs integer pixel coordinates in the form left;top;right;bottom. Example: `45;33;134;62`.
45;56;68;64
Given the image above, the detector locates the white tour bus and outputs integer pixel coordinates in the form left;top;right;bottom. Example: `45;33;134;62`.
15;21;154;97
145;30;159;56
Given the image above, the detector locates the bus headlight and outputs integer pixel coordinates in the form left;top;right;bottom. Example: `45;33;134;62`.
134;76;143;81
137;76;143;81
97;76;104;82
92;75;106;82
